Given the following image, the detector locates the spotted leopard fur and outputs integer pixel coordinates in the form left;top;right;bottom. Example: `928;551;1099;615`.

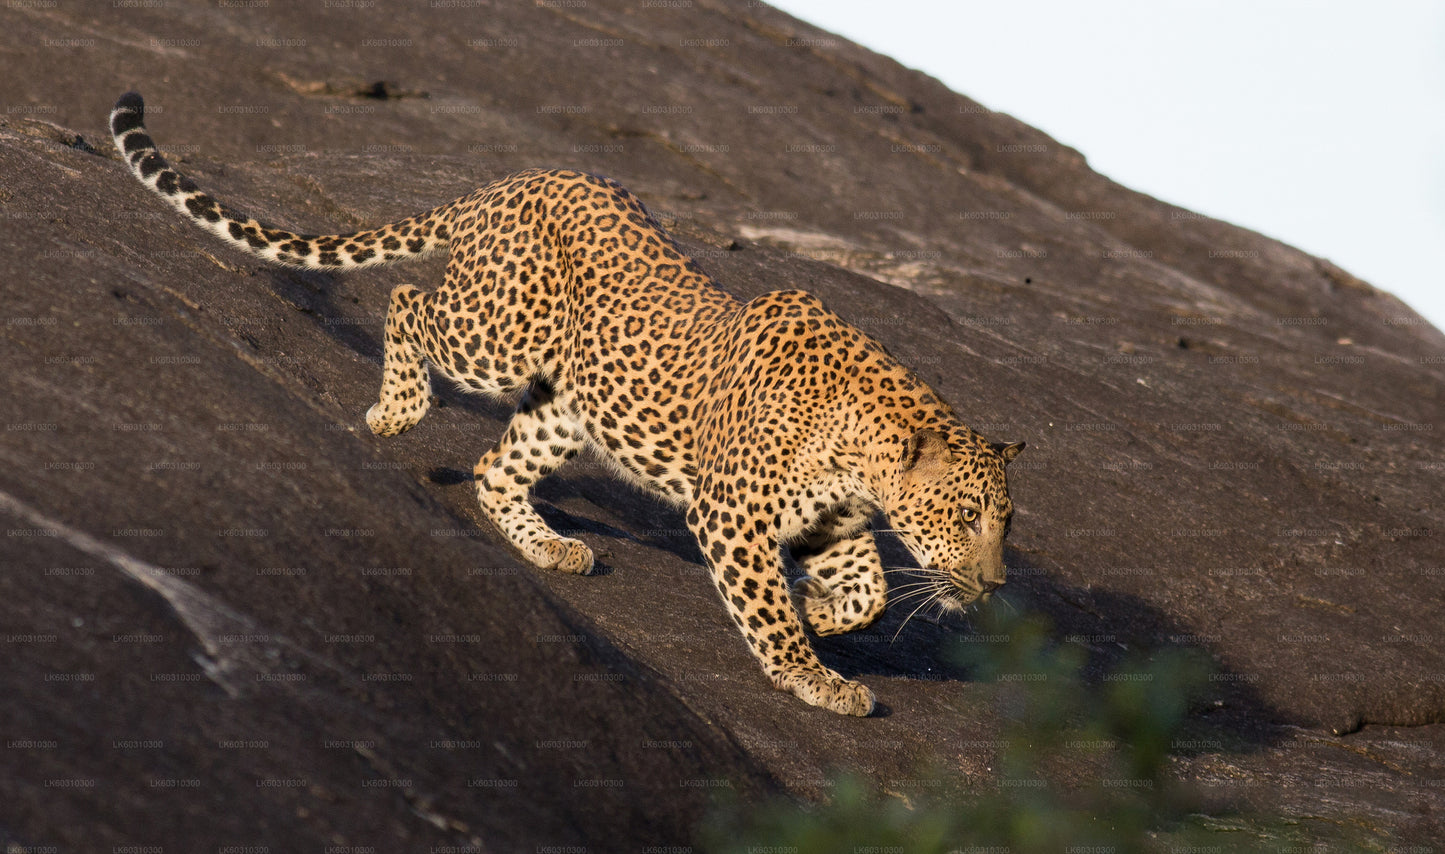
110;91;1024;716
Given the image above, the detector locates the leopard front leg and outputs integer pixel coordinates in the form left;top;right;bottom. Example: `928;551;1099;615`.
366;285;432;437
475;384;593;574
791;526;887;637
688;488;875;716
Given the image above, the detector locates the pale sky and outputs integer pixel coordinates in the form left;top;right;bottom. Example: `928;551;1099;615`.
767;0;1445;333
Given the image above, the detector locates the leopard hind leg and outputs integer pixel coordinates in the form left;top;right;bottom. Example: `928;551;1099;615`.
474;380;593;574
366;285;433;436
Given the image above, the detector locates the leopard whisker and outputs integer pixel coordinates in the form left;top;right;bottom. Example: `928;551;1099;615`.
991;590;1019;615
878;578;947;598
891;586;947;643
884;583;942;598
886;579;945;594
881;565;947;581
886;586;944;606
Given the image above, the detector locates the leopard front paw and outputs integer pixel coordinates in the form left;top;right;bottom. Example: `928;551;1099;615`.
365;403;417;437
775;668;875;716
791;575;845;636
534;537;595;575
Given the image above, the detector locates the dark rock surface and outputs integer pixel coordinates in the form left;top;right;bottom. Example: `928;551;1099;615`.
2;1;1441;849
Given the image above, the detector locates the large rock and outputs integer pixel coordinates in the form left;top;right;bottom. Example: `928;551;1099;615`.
1;0;1440;847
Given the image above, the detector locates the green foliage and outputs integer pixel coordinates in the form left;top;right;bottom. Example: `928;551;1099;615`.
700;608;1368;853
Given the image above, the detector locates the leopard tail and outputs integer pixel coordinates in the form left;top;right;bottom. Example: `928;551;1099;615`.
109;91;452;271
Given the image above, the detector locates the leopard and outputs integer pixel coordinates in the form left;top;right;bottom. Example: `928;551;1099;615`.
110;91;1024;716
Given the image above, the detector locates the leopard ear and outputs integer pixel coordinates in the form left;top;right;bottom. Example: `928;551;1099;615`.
903;428;954;472
991;441;1026;464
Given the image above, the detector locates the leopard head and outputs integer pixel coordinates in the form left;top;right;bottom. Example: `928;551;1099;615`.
884;428;1023;611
